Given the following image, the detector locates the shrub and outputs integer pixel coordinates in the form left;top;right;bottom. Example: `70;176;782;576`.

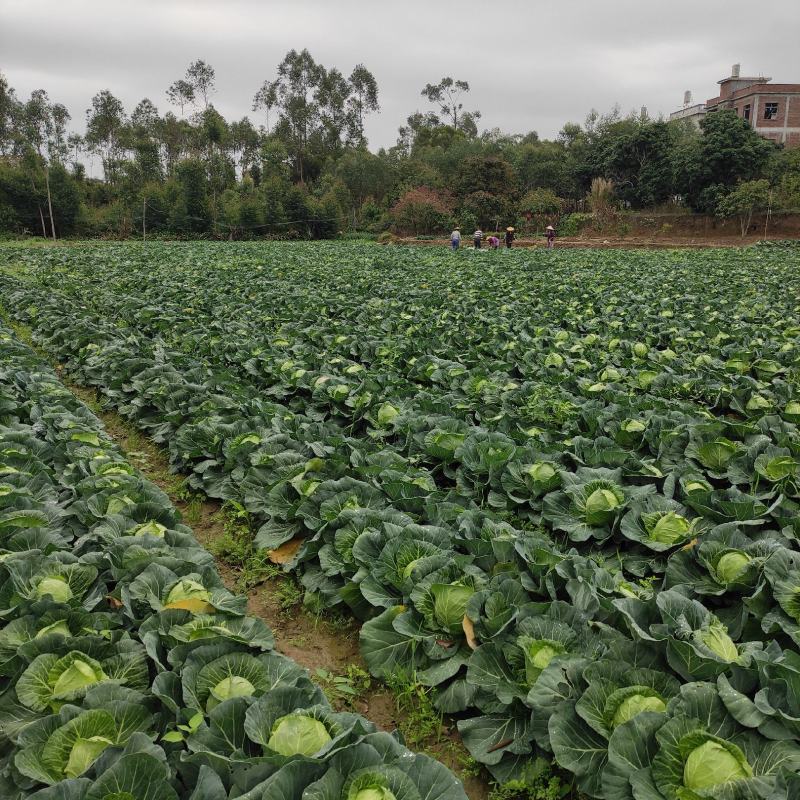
390;186;453;235
558;212;593;237
460;190;509;230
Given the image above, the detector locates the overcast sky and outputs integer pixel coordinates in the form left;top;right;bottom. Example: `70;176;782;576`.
2;0;799;154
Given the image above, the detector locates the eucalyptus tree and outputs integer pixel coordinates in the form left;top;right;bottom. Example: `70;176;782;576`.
166;78;195;116
421;76;481;134
85;89;127;182
347;64;379;146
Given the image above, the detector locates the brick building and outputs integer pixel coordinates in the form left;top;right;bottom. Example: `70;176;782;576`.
670;65;800;148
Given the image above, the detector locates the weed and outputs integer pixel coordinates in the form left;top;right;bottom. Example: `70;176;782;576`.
321;610;353;635
315;665;372;710
274;577;304;611
220;499;251;527
488;758;574;800
457;752;484;780
209;501;279;590
173;481;205;524
182;495;203;525
385;672;443;751
435;738;484;780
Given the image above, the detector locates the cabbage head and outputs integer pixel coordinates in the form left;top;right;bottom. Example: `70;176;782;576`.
430;583;474;634
527;461;558;486
267;713;332;756
377;403;400;426
582;482;624;527
609;687;666;728
519;636;566;685
696;438;739;471
36;620;72;639
695;622;739;663
644;511;692;545
346;773;399;800
52;655;108;699
715;550;752;585
64;734;114;778
35;576;73;603
131;520;167;538
683;738;753;791
164;578;214;613
208;675;256;711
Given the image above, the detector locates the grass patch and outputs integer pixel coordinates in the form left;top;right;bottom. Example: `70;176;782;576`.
208;500;280;591
487;764;576;800
385;672;444;751
314;665;372;711
273;576;304;611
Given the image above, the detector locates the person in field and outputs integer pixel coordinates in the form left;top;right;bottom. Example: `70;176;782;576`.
450;229;461;250
545;225;556;249
487;235;500;249
473;229;483;249
505;227;515;248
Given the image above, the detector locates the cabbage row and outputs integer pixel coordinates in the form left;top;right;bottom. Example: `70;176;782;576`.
3;241;800;797
0;325;467;800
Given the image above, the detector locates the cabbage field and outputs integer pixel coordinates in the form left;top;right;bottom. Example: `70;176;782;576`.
2;240;800;799
0;325;467;799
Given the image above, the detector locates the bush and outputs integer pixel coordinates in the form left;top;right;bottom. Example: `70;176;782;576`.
558;212;593;237
459;190;510;231
390;186;453;235
519;188;562;218
716;179;771;237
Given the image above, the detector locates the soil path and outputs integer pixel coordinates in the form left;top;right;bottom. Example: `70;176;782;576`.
66;381;491;800
396;234;796;249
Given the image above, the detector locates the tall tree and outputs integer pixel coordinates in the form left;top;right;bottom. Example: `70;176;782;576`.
166;79;195;116
156;112;191;175
0;72;18;156
604;121;675;207
396;111;441;153
186;60;216;109
421;77;480;134
48;103;70;163
85;89;127;181
347;65;379;146
316;67;350;153
131;98;160;135
252;80;278;132
66;132;83;172
266;49;325;182
21;89;53;157
228;117;261;176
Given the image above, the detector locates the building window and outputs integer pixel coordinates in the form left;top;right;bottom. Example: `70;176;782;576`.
764;102;779;120
744;104;751;120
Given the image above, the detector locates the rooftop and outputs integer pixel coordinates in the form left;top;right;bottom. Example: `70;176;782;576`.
718;75;770;84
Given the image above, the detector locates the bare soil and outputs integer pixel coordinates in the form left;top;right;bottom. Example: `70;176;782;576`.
398;233;797;250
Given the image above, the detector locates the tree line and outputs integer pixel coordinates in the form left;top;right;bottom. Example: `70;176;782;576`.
1;53;798;240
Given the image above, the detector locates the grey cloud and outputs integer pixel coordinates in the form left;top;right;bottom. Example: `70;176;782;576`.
1;0;798;148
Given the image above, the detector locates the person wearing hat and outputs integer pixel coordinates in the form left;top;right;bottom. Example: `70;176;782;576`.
505;227;515;248
545;225;556;249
